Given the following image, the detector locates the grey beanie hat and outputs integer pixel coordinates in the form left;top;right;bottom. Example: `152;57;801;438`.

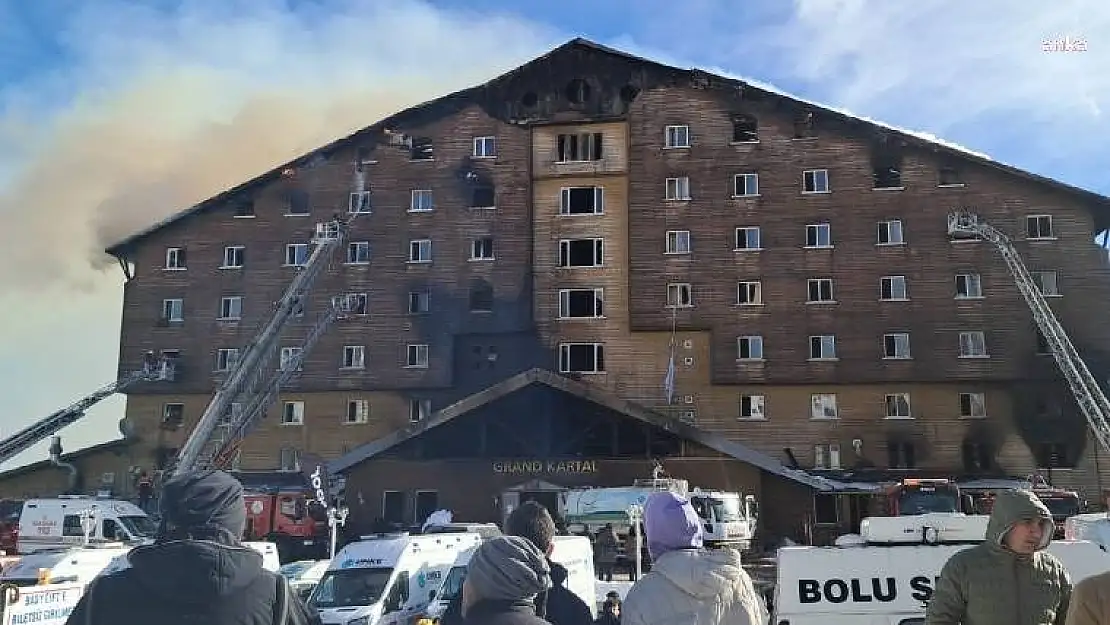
467;535;551;602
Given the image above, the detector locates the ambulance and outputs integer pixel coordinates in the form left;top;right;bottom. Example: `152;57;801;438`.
308;531;483;625
774;514;1110;624
418;534;598;624
16;497;155;553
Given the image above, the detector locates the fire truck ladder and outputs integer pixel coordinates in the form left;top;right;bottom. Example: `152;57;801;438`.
947;210;1110;453
171;216;360;476
0;355;173;466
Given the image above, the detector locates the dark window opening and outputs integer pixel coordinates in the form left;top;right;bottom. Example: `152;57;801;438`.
469;281;494;312
559;239;603;267
619;84;639;103
887;442;916;469
472;345;498;370
560;186;603;214
559;343;604;373
287;189;309;215
161;403;185;430
560;289;602;318
557;133;603;162
471;186;495;208
962;441;993;471
382;491;405;525
793;112;815;139
565;79;591;104
872;153;903;189
939;165;964;186
410;137;434;161
521;92;538;107
407;291;430;315
233;200;254;217
414;491;438;523
1036;442;1076;469
732;115;758;142
814;493;838;524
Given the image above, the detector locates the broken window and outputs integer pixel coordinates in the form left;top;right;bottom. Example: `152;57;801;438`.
565;79;591;104
343;293;369;315
962;441;993;471
558;288;603;318
471;186;495;209
559;343;605;374
410;137;434;161
161;403;185;430
469;281;493;312
559;238;603;267
939;165;964;186
732;115;758;142
560;187;604;214
884;393;912;418
872;152;903;189
287;189;310;215
883;333;911;359
793;112;815;139
959;392;987;418
1036;442;1076;469
666;283;693;308
556;133;603;162
887;442;916;469
233;200;255;217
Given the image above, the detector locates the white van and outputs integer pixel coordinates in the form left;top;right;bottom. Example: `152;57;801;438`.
17;497;155;554
309;532;483;625
420;535;597;624
775;539;1110;624
282;559;331;601
0;543;133;587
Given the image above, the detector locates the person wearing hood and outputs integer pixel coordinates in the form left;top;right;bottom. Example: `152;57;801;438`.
925;488;1071;625
459;535;552;625
65;470;322;625
620;491;769;625
442;501;593;625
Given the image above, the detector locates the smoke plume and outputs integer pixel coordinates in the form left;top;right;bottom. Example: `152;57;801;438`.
0;0;556;291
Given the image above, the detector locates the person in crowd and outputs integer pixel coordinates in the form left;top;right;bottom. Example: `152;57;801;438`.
925;488;1071;625
135;471;153;513
1066;569;1110;625
621;491;768;625
458;535;552;625
443;501;593;625
596;591;621;624
595;524;619;583
623;526;646;581
65;469;321;625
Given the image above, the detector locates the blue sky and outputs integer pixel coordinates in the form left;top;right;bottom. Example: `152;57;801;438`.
0;0;1107;470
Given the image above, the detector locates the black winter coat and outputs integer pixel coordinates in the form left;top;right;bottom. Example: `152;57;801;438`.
441;560;593;625
461;599;551;625
64;539;322;625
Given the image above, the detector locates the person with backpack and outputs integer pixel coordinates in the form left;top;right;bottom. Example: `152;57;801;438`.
65;469;321;625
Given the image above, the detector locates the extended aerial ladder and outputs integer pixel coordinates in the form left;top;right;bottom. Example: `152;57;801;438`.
0;353;173;466
947;210;1110;454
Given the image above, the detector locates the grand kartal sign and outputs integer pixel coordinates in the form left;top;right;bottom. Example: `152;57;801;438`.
492;460;599;474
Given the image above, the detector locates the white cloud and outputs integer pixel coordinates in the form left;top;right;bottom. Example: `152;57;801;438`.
0;0;557;469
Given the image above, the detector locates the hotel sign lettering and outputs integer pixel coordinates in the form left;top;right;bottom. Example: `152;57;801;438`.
492;460;598;475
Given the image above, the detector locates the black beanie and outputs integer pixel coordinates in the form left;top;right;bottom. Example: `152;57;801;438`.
158;470;247;542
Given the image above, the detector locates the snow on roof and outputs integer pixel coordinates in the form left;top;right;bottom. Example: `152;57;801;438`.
704;69;995;162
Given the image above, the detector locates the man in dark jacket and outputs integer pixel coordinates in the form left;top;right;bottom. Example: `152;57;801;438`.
441;501;593;625
65;469;322;625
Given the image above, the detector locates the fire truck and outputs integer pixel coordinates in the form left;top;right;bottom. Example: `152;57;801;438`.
236;472;329;561
874;478;968;516
1033;486;1083;538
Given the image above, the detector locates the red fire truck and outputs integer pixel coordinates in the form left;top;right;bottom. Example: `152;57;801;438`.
875;478;966;516
235;472;328;562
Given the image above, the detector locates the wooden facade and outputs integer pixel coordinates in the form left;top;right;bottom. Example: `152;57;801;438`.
104;39;1110;512
0;440;137;499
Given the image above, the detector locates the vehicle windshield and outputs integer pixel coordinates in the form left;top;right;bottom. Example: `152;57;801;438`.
898;488;959;514
438;566;467;602
117;515;157;538
1042;497;1080;518
705;497;743;522
280;561;316;581
309;568;393;609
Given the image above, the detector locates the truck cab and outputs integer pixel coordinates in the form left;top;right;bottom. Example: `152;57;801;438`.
877;479;965;516
689;490;757;550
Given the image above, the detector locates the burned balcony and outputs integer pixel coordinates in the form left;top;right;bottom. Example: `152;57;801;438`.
731;114;758;143
872;154;904;189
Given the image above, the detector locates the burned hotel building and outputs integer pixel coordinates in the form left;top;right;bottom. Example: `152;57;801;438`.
105;39;1110;538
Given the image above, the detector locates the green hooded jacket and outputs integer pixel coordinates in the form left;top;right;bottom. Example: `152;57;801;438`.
925;489;1072;625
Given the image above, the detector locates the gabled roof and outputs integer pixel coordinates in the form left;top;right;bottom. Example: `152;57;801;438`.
0;438;131;481
327;368;834;490
105;37;1110;255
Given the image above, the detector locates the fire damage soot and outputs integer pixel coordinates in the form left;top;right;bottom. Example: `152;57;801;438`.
797;576;941;604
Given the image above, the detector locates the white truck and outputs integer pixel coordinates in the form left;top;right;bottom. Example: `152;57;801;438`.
418;534;597;624
16;496;155;553
308;530;483;625
560;478;757;550
774;514;1110;625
